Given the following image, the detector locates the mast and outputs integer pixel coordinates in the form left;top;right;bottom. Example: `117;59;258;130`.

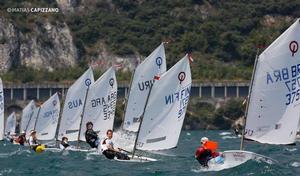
0;80;4;140
33;106;42;131
132;81;154;158
240;47;261;150
77;86;90;148
121;69;136;129
55;92;65;146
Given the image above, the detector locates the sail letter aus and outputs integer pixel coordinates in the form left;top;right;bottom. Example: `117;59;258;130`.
68;99;83;109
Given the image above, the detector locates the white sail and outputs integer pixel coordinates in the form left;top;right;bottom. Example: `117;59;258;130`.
58;68;94;141
5;112;16;135
137;55;191;150
36;93;60;140
123;43;166;132
20;100;36;132
79;67;117;141
0;78;4;140
26;106;40;135
245;19;300;144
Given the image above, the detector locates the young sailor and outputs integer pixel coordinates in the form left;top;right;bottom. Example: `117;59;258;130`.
28;130;40;151
85;122;100;148
59;137;70;150
15;131;26;145
195;137;220;167
101;129;130;160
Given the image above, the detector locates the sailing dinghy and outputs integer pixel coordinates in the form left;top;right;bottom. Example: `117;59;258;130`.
5;112;16;136
123;43;166;132
57;67;94;142
35;93;60;141
25;105;40;137
20;100;36;133
79;67;117;141
44;68;94;152
48;68;118;153
204;18;300;171
116;55;191;162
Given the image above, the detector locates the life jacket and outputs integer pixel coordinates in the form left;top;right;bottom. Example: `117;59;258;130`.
85;130;98;143
102;138;108;145
61;142;70;148
17;135;26;145
203;141;218;152
101;138;109;151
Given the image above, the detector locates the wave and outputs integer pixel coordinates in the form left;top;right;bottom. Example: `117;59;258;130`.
219;132;232;136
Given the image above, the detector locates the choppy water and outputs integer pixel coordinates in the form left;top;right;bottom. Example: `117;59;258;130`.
0;130;300;176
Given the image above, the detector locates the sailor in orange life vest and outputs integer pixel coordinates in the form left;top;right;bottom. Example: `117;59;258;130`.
195;137;220;167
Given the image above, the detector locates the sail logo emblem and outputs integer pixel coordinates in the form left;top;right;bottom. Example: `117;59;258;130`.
289;41;298;57
52;100;57;106
156;57;162;68
178;72;186;84
85;78;92;87
109;78;114;88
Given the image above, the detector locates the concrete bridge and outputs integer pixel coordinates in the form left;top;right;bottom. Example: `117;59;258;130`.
3;81;249;101
3;81;250;118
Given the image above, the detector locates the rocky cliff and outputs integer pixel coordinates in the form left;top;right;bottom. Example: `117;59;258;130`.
0;0;142;73
0;18;19;72
0;16;77;72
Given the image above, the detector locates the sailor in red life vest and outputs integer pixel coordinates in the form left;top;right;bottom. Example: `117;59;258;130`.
195;137;220;167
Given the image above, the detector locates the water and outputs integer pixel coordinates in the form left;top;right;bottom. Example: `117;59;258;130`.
0;130;300;175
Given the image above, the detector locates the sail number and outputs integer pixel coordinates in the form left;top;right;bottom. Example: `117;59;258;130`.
285;76;300;105
286;89;300;105
136;142;144;148
245;129;254;136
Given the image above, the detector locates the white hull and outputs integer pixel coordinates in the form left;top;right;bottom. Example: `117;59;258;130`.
203;150;275;172
44;147;96;153
114;154;157;162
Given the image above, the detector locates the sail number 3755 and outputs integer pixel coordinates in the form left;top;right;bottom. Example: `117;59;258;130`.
286;89;300;105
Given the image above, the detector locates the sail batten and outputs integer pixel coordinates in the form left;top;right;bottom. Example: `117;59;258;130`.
245;19;300;144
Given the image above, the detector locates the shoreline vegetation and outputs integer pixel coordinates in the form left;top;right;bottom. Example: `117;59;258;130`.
2;0;298;131
1;1;300;82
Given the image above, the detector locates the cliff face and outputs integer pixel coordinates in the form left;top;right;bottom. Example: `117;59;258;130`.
0;17;77;72
19;21;77;71
56;0;81;14
88;42;140;72
0;18;19;72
